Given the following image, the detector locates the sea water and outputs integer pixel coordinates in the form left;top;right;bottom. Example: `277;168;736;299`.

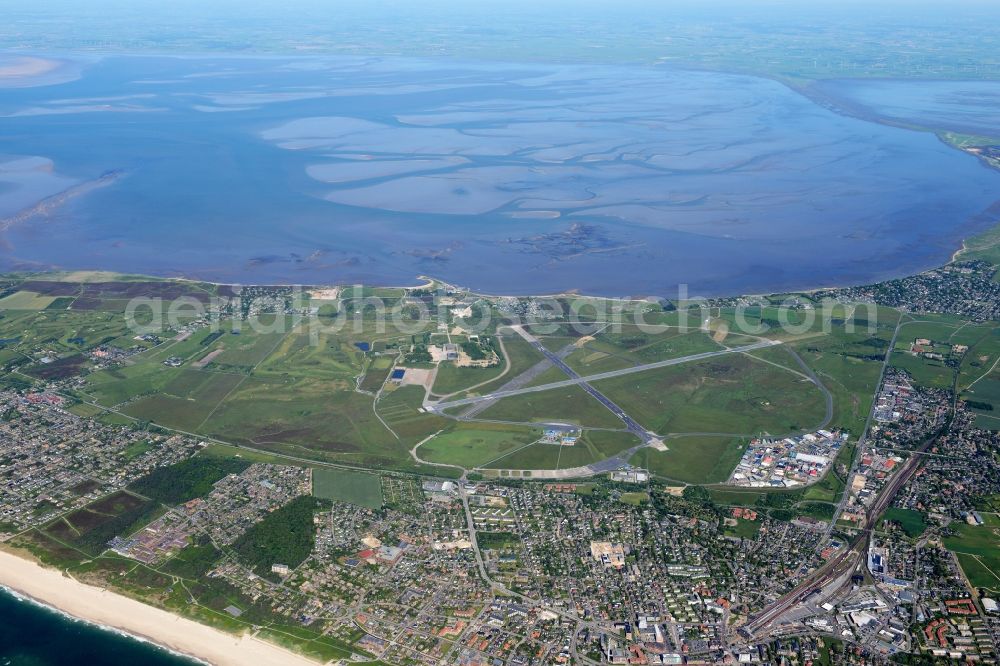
0;587;198;666
1;54;999;297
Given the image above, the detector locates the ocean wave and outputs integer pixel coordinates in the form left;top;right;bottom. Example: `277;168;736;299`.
0;585;209;665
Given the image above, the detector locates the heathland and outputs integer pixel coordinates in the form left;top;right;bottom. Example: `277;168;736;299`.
1;271;984;489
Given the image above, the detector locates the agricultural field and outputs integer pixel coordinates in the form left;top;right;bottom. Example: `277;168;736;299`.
0;290;59;310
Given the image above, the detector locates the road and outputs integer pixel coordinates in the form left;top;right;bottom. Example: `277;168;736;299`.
827;317;905;533
781;346;834;433
456;481;603;665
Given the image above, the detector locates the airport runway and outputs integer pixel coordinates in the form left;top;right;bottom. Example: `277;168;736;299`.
430;332;780;415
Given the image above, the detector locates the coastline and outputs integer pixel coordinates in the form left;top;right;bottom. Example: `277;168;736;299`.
0;549;321;666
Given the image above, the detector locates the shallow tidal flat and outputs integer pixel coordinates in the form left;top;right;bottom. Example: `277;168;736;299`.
0;55;81;88
1;55;999;295
811;78;1000;139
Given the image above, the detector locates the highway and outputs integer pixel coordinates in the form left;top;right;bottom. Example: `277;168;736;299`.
430;332;780;414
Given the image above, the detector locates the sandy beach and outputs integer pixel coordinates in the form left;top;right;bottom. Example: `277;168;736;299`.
0;549;321;666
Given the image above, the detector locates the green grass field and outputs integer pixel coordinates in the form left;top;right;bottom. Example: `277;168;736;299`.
882;507;928;538
795;501;836;521
207;323;289;370
376;385;450;445
774;323;889;435
432;359;506;396
955;553;1000;592
620;492;650;506
724;519;762;539
592;353;827;435
311;468;384;509
440;334;545;399
203;377;400;461
890;349;957;389
455;428;641;471
476;383;628;429
418;424;539;468
358;361;393;392
885;316;984;389
957;223;1000;265
584;430;642;458
0;309;131;360
961;375;1000;430
123;371;245;431
707;487;770;506
631;436;746;484
944;513;1000;590
483;441;599;470
561;345;635;375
